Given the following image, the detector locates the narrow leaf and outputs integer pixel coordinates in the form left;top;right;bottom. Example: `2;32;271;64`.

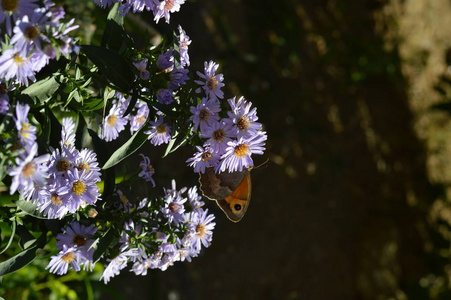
102;125;149;169
0;220;16;255
0;233;46;277
20;76;61;105
15;200;47;219
92;228;116;262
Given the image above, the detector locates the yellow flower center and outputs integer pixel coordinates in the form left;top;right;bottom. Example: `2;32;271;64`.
207;76;218;91
199;109;210;121
51;193;63;206
201;151;212;162
24;26;40;40
156;124;167;134
107;114;118;127
147;164;155;173
56;159;71;173
237;116;251;131
73;235;86;247
164;0;174;10
136;115;146;125
77;162;91;172
169;202;180;213
13;54;26;67
196;224;206;237
213;129;226;143
234;143;250;158
2;0;18;11
21;162;35;178
20;122;31;138
72;181;86;195
61;252;75;263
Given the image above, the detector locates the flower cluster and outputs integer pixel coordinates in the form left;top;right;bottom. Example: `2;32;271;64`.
47;222;97;274
0;0;266;288
0;0;78;86
92;0;186;24
187;61;267;174
99;181;215;283
99;26;191;147
7;104;101;219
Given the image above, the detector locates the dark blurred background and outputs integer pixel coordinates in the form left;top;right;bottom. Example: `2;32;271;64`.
102;0;451;299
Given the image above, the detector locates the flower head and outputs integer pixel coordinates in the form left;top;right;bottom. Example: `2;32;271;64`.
145;116;171;146
227;97;262;138
189;98;221;133
186;146;220;173
100;101;128;142
218;132;267;173
195;61;225;100
138;154;156;187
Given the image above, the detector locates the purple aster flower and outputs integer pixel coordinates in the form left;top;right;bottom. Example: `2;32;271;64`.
65;168;101;212
133;58;150;80
0;48;36;86
0;0;39;35
195;61;225;100
118;0;154;15
100;248;140;284
186;145;220;173
156;88;173;104
189;98;221;132
60;117;76;149
10;8;52;53
46;245;82;275
138;154;156;187
30;49;50;73
164;179;187;199
218;132;267;173
100;102;128;142
145;116;171;146
187;186;205;212
153;0;185;24
75;148;101;180
36;181;70;219
47;146;78;177
8;143;50;196
168;67;189;90
177;25;191;67
129;101;149;134
161;192;187;225
200;120;235;154
13;103;36;148
227;96;262;138
91;0;120;9
156;49;173;71
56;221;97;261
187;208;215;252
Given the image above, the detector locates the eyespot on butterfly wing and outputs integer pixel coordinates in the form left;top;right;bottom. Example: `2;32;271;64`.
199;167;251;222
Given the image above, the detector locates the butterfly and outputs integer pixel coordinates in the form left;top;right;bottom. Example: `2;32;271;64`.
199;167;251;222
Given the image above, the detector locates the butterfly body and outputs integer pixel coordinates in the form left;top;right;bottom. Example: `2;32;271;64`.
199;167;251;222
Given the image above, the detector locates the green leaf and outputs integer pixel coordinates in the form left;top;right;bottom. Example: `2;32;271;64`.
163;130;179;158
102;125;149;169
0;220;16;255
19;76;61;105
15;200;47;220
92;228;116;262
69;97;104;111
16;225;35;250
0;233;46;277
107;2;124;26
123;90;138;117
82;45;136;92
75;112;89;150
